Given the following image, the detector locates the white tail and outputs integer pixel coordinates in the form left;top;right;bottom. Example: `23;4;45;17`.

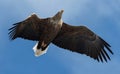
33;42;48;57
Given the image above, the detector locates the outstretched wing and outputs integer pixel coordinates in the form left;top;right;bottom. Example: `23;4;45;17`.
52;23;113;62
8;14;44;41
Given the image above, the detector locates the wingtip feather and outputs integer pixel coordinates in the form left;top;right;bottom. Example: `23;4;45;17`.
8;24;18;40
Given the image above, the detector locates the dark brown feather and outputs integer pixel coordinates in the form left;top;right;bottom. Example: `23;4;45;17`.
8;15;50;41
52;23;113;62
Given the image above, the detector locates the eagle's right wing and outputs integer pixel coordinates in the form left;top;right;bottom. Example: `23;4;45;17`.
52;23;113;62
8;14;44;41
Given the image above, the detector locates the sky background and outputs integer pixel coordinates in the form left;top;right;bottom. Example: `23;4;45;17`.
0;0;120;74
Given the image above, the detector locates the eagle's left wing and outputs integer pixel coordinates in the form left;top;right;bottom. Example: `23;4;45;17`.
8;14;44;41
52;23;113;62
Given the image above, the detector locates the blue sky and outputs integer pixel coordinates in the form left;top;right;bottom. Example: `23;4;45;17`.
0;0;120;74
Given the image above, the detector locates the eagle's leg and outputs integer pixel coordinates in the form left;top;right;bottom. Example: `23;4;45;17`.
33;42;48;57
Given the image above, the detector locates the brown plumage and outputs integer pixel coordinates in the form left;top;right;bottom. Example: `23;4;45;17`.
9;10;63;53
52;23;113;62
9;10;113;62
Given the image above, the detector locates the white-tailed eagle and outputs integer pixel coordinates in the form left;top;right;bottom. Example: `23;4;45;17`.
9;10;113;62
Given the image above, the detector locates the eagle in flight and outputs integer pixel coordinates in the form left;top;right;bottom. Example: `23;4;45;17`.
9;10;113;62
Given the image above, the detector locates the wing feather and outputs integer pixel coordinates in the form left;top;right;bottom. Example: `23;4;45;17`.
52;23;113;62
8;15;43;41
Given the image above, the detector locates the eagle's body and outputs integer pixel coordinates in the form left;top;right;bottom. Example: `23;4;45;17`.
32;17;63;56
9;10;113;62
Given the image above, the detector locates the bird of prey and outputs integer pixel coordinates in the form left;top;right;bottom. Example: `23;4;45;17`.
9;10;113;62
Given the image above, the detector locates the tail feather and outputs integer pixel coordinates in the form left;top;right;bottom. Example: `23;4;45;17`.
33;42;48;57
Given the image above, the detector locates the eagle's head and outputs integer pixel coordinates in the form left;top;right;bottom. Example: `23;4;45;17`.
50;10;64;25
